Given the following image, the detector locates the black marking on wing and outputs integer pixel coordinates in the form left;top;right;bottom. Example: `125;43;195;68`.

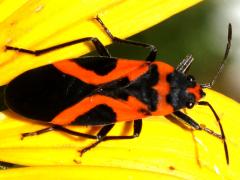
96;64;159;112
97;77;130;100
74;56;117;75
73;104;116;125
125;64;159;111
5;65;96;121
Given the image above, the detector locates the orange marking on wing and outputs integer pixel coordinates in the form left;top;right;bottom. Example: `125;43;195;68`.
51;95;149;125
127;62;149;81
53;59;146;85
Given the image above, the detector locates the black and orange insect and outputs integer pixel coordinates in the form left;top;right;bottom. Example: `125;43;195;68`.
0;17;232;163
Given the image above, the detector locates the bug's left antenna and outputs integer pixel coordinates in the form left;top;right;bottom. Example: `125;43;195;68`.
201;23;232;88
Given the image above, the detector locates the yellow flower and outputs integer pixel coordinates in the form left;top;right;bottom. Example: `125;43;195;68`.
1;0;240;179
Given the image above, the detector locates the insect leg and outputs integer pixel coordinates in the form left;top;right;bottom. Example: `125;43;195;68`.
79;124;114;156
95;16;157;62
173;110;229;164
104;119;142;140
21;120;141;155
21;126;55;140
21;125;99;140
173;111;223;138
79;119;142;156
198;101;229;164
6;37;110;56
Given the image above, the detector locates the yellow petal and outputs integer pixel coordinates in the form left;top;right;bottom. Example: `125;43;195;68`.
0;166;180;179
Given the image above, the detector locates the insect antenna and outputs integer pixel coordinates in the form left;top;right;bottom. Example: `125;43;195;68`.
201;23;232;88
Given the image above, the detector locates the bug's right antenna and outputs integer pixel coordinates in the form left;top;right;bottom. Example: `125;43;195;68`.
201;23;232;88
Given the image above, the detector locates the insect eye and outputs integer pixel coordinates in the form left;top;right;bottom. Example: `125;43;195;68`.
187;75;195;83
186;101;195;109
187;75;196;87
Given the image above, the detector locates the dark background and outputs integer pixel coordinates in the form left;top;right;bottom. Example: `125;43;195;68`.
107;1;239;102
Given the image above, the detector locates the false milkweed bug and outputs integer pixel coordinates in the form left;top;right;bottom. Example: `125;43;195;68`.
1;16;232;164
